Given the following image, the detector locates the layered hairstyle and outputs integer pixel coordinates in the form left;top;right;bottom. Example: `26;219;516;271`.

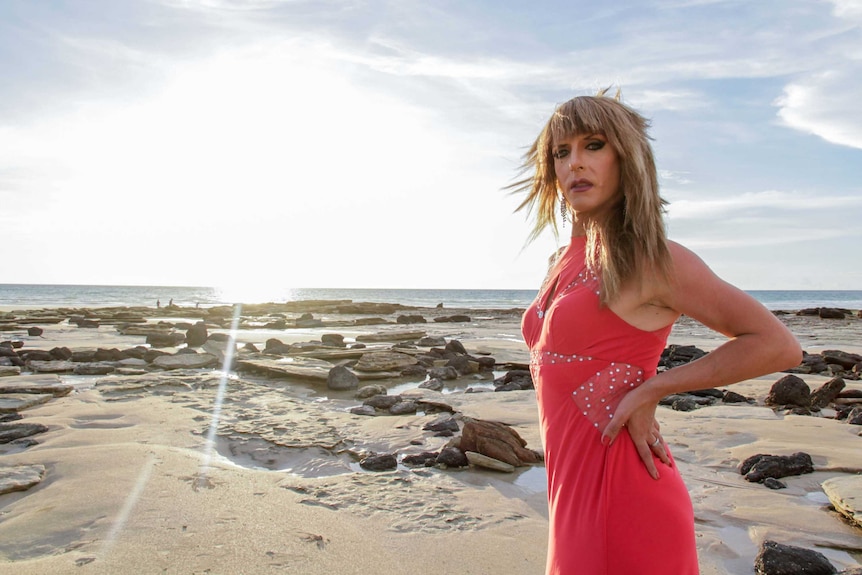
510;90;672;304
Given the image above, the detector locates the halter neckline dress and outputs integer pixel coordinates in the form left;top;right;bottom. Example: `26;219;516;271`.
521;236;699;574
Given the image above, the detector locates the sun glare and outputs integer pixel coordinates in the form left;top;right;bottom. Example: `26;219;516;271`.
214;282;294;305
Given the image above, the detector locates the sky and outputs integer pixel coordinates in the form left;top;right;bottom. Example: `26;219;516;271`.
1;0;861;295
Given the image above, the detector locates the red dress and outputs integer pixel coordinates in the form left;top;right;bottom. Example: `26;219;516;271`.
522;237;699;575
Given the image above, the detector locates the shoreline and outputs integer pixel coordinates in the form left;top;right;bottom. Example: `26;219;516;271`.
1;302;861;574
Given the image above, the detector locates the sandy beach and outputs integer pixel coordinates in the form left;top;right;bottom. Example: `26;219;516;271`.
1;303;861;574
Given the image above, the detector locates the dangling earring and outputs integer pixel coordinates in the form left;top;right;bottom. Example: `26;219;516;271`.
560;196;568;226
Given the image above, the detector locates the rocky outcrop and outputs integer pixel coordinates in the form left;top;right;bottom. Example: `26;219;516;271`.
458;419;542;469
754;540;837;575
766;375;811;408
740;452;814;483
821;476;862;529
0;464;46;495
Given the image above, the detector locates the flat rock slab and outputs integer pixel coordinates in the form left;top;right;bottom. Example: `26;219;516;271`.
152;353;218;370
0;422;50;444
353;351;418;372
0;464;46;495
27;360;76;374
822;475;862;528
0;374;73;397
237;358;399;381
0;394;53;413
0;366;21;377
465;451;515;473
96;371;225;395
355;330;426;343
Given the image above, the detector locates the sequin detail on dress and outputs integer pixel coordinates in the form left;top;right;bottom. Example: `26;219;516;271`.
535;267;599;320
531;350;644;434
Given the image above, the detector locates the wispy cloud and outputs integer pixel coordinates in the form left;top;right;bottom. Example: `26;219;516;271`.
667;190;862;219
775;67;862;150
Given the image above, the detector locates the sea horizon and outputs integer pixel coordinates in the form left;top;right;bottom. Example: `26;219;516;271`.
2;283;862;312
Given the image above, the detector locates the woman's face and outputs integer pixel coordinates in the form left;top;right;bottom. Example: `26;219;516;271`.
552;132;621;220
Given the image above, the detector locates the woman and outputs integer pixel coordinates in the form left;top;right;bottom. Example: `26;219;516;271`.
515;92;801;574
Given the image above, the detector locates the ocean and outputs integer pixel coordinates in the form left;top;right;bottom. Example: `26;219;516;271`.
1;284;861;311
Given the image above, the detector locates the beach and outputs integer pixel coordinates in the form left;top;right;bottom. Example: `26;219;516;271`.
1;302;861;574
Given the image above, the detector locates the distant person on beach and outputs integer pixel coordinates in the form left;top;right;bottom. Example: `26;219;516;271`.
156;299;160;308
514;90;801;574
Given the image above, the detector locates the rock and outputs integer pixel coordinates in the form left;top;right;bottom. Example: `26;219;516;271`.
73;364;116;375
848;407;862;425
0;366;21;377
672;397;698;411
399;364;427;378
327;365;359;390
465;451;515;473
185;322;208;347
740;452;814;483
202;338;234;364
0;464;46;495
418;336;447;347
822;350;862;370
27;327;43;336
419;378;444;391
152;353;218;370
763;478;787;489
396;314;426;324
353;351;418;372
754;540;836;575
27;360;76;373
263;338;293;355
402;451;439;467
349;405;376;416
423;416;460;434
321;333;345;347
94;348;123;362
445;340;468;355
766;375;811;408
146;332;185;347
429;366;459;380
50;347;73;360
389;400;418;415
359;453;397;471
821;475;862;528
433;314;471;323
0;374;73;397
355;330;425;343
689;388;724;399
0;394;53;413
723;390;749;403
660;344;707;369
810;377;846;409
460;419;539;466
494;370;534;391
436;447;469;468
0;422;49;444
363;395;402;410
354;384;387;399
818;308;846;319
476;356;496;370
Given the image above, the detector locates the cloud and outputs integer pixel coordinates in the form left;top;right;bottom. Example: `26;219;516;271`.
666;189;862;219
775;67;862;149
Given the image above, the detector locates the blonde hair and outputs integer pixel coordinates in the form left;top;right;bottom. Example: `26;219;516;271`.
510;90;672;304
